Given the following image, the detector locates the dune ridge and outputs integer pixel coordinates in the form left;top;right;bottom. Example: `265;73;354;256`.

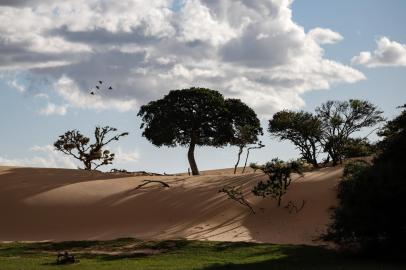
0;166;342;245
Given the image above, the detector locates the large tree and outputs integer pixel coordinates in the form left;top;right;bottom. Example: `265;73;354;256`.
54;126;128;170
268;110;322;167
226;98;263;174
316;99;384;165
138;88;260;175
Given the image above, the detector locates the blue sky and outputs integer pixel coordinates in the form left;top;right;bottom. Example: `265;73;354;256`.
0;0;405;173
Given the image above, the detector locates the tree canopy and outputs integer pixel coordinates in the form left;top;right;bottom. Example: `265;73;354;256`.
54;126;128;170
315;99;384;165
226;98;263;174
138;87;262;175
268;110;322;167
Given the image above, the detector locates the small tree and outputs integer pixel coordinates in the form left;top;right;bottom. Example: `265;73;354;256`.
138;88;260;175
316;99;384;165
241;142;265;173
226;98;262;174
54;126;129;170
269;110;322;167
252;159;303;206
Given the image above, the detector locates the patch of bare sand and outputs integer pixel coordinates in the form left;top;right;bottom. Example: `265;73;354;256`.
0;165;342;245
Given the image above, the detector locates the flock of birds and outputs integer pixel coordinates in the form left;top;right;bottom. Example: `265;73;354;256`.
90;81;113;95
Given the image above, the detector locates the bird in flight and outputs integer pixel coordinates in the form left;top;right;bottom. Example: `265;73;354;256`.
90;80;113;95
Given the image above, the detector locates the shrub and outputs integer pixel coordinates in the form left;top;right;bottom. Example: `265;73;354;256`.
324;105;406;256
252;159;303;206
342;138;376;158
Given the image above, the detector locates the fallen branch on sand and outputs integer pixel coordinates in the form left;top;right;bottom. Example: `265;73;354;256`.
133;180;170;190
110;169;175;176
219;186;255;214
284;200;306;214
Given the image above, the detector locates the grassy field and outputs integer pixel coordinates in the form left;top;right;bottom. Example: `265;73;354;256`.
0;238;404;270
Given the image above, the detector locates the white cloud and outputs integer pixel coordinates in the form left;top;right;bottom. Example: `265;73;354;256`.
38;102;67;116
0;0;365;117
7;79;25;92
54;75;137;112
0;145;77;169
308;27;343;45
113;146;140;163
351;37;406;67
0;145;139;170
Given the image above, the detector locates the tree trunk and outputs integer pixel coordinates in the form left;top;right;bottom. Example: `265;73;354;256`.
84;160;92;170
242;148;251;173
234;146;243;174
188;141;199;175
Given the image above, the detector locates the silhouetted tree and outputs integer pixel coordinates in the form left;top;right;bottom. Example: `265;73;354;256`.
252;159;303;206
226;98;262;174
316;99;384;165
324;104;406;255
54;126;128;170
138;88;261;175
269;110;322;167
242;142;265;173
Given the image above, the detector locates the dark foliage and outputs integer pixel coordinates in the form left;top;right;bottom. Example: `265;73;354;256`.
138;87;261;175
269;110;322;167
252;159;303;206
316;99;384;165
324;105;406;256
226;99;263;174
54;126;128;170
341;138;376;158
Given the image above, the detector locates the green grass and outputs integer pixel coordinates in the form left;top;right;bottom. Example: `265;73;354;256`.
0;238;404;270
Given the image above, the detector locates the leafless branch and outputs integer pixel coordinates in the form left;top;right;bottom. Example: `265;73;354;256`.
219;185;255;214
133;180;170;190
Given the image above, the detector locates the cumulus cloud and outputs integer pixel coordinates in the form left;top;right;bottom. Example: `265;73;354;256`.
0;145;77;169
38;102;67;116
7;79;25;92
0;0;365;116
308;27;343;45
113;146;140;163
352;37;406;67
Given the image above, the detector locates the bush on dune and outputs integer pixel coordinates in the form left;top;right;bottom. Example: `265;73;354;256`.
324;105;406;256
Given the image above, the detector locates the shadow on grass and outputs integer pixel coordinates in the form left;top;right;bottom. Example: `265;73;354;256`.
203;244;402;270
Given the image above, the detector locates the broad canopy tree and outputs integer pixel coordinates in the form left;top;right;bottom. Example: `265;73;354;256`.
138;87;262;175
54;126;129;170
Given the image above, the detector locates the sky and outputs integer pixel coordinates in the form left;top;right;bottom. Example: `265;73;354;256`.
0;0;405;173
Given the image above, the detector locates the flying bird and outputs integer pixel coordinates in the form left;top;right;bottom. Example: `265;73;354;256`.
99;81;103;84
90;91;94;95
95;85;100;89
108;86;113;90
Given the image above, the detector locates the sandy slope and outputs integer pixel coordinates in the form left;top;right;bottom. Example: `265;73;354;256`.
0;166;342;245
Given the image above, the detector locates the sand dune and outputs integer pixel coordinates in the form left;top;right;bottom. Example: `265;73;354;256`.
0;165;342;245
